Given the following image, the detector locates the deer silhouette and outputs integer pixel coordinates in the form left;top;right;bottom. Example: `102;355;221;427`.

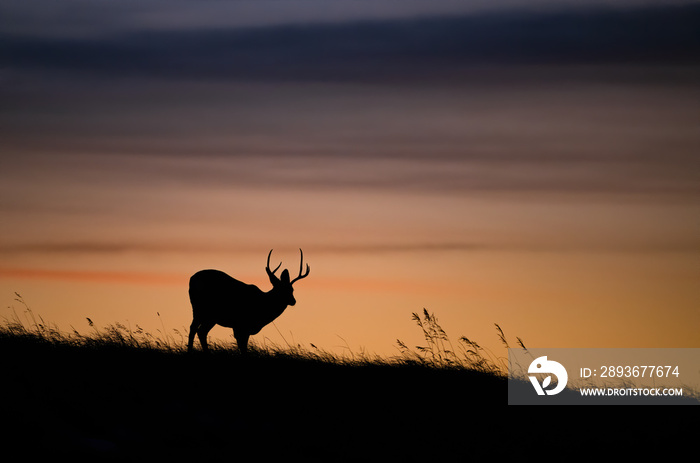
187;249;310;353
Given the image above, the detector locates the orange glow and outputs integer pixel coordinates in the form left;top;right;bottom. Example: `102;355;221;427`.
1;73;698;359
0;268;187;286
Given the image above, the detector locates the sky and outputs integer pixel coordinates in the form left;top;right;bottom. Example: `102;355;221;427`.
1;0;699;358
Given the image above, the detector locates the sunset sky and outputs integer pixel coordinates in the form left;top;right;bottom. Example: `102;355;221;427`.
1;0;698;358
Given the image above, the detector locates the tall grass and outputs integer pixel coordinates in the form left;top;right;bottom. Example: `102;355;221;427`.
2;294;517;376
1;293;376;368
3;293;65;343
2;293;186;353
395;308;525;375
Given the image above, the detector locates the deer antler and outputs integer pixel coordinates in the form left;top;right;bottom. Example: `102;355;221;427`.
291;248;310;284
266;249;282;279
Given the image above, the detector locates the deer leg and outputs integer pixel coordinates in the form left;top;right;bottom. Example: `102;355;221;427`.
196;321;216;352
187;319;199;352
234;332;249;354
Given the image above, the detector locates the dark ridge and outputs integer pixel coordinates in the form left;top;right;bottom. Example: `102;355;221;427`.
1;330;695;459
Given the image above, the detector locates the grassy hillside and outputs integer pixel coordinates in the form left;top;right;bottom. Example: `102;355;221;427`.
0;313;507;459
0;309;695;460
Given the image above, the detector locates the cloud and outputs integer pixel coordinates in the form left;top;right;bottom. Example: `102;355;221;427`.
0;241;483;256
0;235;696;260
1;3;698;82
1;1;682;38
3;146;697;205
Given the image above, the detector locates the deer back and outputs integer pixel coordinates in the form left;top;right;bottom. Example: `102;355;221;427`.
189;270;265;317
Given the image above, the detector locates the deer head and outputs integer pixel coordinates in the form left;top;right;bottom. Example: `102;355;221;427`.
265;248;310;306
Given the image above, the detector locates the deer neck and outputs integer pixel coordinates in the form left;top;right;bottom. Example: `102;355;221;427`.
261;288;290;319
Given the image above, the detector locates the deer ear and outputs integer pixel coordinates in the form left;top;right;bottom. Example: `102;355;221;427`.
281;269;290;284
